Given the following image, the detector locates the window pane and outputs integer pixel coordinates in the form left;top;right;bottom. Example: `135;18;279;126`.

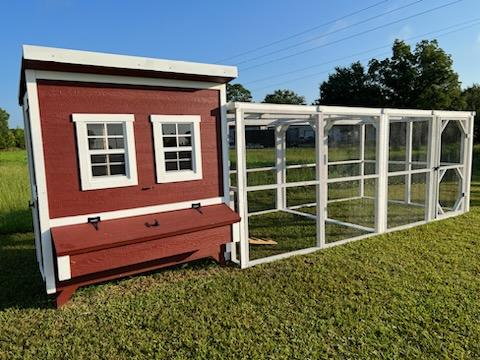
108;138;124;149
165;151;178;160
109;154;125;163
89;138;106;150
178;124;192;135
110;164;126;175
179;151;192;159
163;137;177;147
165;161;178;171
92;165;108;176
87;124;104;136
91;155;107;164
178;136;191;147
162;124;176;135
179;160;192;170
107;123;124;136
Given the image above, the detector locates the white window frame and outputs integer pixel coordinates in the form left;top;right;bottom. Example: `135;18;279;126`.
72;114;138;190
150;115;203;183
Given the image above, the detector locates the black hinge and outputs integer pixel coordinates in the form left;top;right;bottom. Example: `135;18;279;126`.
28;201;34;209
192;202;203;213
88;216;101;231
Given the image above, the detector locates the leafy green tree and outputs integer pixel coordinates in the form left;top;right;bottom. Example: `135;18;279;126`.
413;40;464;110
263;89;306;105
0;108;11;150
317;62;382;106
315;39;464;110
462;84;480;143
12;128;25;149
368;40;416;107
227;83;252;102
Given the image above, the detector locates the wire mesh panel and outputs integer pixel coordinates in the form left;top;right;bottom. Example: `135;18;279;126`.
325;116;378;243
228;103;473;268
387;117;431;229
246;123;318;262
387;173;427;228
437;118;468;216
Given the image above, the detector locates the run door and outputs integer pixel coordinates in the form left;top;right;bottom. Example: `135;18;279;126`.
434;117;470;218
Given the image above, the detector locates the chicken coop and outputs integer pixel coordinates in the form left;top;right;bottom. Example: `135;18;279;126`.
18;45;475;306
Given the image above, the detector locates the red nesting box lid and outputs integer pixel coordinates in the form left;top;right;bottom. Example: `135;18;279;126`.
51;204;240;256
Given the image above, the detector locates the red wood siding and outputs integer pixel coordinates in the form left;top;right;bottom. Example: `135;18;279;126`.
37;80;224;219
68;226;230;278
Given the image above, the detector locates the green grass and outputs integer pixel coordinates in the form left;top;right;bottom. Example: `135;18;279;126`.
0;151;32;234
0;148;480;358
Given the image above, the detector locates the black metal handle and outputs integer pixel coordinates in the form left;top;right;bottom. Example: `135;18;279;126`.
145;219;159;227
28;201;34;209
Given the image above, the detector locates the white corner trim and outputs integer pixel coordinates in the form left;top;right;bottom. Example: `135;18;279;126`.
150;115;203;184
57;256;71;281
23;45;238;79
72;113;138;191
25;69;57;294
49;196;224;227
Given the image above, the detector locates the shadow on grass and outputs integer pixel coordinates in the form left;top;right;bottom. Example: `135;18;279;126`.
0;232;50;310
469;171;480;207
0;208;33;235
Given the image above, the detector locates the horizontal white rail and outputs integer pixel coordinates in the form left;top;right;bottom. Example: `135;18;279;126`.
327;159;362;165
326;218;375;233
387;168;431;176
327;174;378;184
247;208;278;217
282;208;316;220
288;202;317;210
247;180;320;192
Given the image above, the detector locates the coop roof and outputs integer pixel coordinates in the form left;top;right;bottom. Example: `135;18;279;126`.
19;45;238;105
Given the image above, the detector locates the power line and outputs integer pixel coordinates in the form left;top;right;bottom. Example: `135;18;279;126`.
241;0;463;71
245;17;480;86
236;0;426;66
216;0;390;63
249;18;480;92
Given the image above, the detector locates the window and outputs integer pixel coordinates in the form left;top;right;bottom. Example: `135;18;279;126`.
151;115;203;183
72;114;138;190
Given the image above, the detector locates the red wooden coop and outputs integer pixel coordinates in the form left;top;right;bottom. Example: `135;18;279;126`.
18;45;240;307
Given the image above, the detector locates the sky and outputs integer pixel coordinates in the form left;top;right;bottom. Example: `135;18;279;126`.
1;0;480;128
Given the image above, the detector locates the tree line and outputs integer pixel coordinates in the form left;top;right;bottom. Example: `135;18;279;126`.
0;108;25;150
227;39;480;143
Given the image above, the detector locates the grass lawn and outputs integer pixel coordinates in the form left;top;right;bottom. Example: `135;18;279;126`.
0;148;480;358
0;151;31;234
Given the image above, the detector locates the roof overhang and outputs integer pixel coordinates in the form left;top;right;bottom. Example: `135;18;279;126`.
19;45;238;105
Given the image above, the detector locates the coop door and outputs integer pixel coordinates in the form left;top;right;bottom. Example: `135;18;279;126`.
434;118;469;218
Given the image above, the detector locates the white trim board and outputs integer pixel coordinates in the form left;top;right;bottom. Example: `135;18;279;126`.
34;70;226;90
23;45;237;79
57;256;71;282
25;70;57;294
49;196;224;227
